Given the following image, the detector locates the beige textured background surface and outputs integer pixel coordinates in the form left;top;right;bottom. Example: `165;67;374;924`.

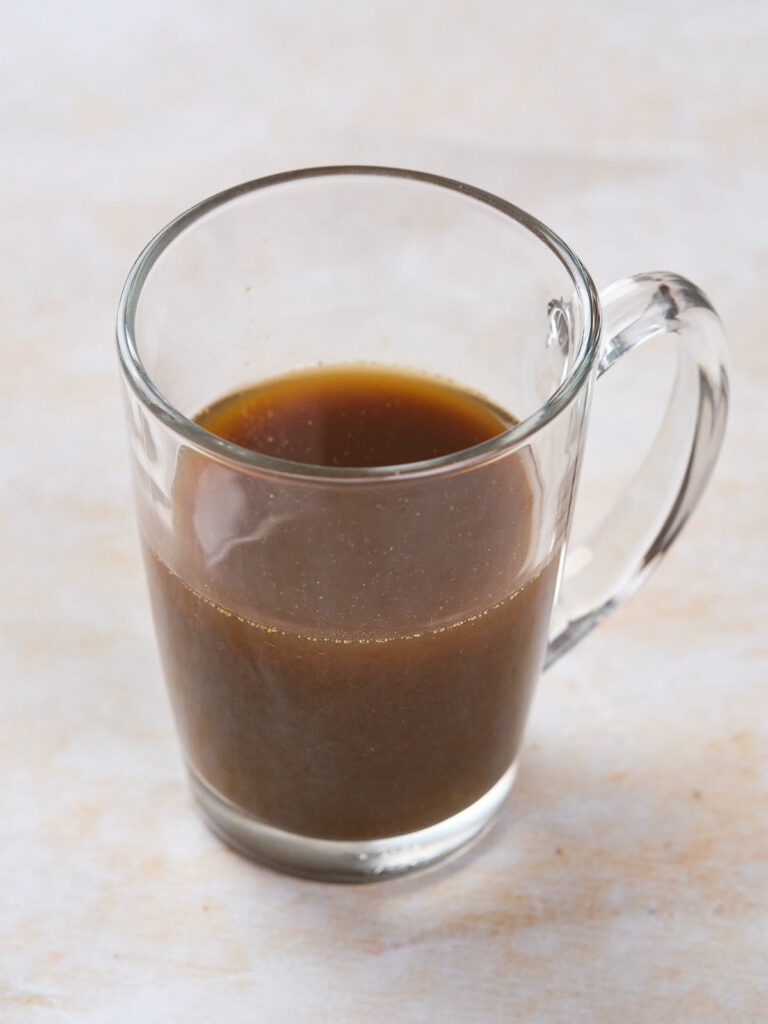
2;1;766;1020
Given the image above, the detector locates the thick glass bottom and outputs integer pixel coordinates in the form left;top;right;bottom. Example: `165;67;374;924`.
190;762;517;883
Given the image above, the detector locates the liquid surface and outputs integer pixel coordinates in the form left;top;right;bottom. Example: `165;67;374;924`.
143;364;559;840
196;364;511;467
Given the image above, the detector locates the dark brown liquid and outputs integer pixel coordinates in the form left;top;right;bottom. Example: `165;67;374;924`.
144;366;559;840
195;364;511;466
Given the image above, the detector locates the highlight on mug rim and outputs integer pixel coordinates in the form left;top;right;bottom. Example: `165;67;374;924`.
116;165;602;481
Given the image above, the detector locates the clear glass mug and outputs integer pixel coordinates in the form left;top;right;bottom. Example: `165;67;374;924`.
117;167;728;882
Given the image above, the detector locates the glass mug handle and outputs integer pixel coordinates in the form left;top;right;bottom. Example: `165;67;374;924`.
547;272;729;666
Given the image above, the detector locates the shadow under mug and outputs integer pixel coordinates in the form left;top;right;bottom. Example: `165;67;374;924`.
117;167;728;881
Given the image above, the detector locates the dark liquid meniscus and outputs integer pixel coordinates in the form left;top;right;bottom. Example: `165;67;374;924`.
195;364;512;467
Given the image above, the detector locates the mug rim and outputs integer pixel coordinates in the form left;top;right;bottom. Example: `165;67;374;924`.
116;165;602;480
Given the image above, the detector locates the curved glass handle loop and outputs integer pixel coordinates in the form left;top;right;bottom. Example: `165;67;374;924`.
546;272;729;667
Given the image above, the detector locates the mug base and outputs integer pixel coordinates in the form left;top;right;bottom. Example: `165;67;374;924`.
190;762;517;883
